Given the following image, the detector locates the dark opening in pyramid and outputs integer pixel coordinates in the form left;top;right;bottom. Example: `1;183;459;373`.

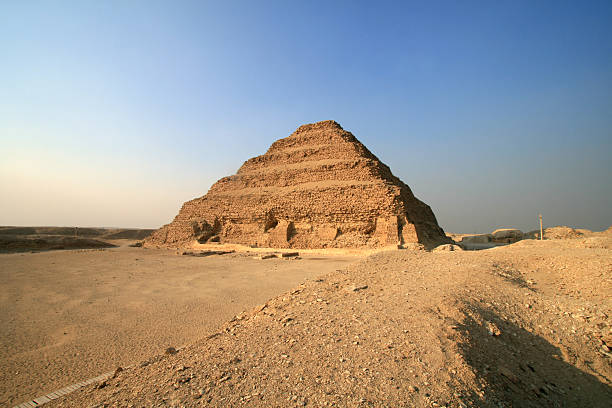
146;120;450;249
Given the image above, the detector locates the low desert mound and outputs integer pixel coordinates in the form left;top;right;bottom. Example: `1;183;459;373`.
0;227;154;253
55;239;611;407
454;225;609;250
524;226;585;240
0;226;154;240
100;229;155;240
0;226;108;237
146;120;450;250
0;236;116;253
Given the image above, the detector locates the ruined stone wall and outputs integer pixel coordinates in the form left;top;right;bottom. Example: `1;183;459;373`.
146;120;450;249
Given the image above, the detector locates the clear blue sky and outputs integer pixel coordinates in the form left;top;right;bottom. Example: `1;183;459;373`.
1;1;611;233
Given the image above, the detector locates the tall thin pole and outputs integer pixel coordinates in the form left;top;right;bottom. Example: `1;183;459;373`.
539;214;543;240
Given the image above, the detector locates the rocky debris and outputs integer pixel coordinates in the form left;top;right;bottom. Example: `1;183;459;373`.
54;237;612;407
433;243;463;252
457;225;603;249
164;347;178;355
145;120;450;250
255;254;277;260
486;321;502;336
280;252;300;258
535;226;584;240
180;250;235;257
111;366;123;379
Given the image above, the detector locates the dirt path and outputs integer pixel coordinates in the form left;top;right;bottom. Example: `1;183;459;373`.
0;246;357;406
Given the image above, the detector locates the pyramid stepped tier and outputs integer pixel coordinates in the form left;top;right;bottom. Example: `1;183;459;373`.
146;120;451;249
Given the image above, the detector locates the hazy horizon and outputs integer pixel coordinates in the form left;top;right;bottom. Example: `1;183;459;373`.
1;1;611;234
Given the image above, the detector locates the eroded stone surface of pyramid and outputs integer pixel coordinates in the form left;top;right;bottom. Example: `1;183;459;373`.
146;120;450;249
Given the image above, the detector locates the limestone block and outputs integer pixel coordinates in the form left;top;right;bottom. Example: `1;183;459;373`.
401;222;419;244
317;226;339;241
268;220;294;247
375;216;399;245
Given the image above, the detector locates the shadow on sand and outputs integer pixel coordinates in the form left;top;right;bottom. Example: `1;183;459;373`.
456;302;611;407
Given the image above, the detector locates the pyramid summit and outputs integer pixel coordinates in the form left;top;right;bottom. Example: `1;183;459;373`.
146;120;450;249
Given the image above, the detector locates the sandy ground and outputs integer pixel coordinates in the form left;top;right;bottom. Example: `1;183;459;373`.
0;244;357;406
47;237;612;408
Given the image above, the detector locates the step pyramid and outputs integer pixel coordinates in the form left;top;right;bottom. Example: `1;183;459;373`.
146;120;450;249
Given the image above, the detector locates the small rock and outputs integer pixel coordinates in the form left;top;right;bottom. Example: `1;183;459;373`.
256;254;276;260
433;244;463;252
218;375;231;384
112;366;123;378
487;322;502;336
165;346;178;355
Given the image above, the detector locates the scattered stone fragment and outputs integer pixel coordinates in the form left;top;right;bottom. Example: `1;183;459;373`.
256;254;277;260
433;244;463;252
487;322;502;336
112;366;123;378
218;375;231;384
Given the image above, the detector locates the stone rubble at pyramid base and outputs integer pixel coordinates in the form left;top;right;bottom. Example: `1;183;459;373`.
148;215;448;250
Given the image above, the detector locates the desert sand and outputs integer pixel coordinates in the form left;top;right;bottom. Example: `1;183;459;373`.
30;234;610;407
0;243;357;406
